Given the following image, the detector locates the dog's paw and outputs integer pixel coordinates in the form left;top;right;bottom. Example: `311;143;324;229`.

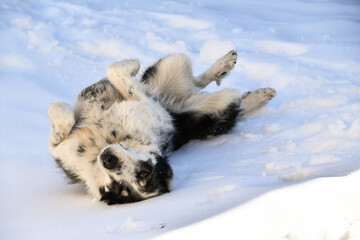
213;50;237;86
242;88;276;101
47;102;74;123
47;102;75;145
106;59;140;78
241;88;276;113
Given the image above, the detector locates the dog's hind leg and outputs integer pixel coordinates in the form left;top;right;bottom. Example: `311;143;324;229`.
140;51;237;98
106;59;149;102
182;88;241;115
47;102;75;146
171;88;277;149
140;53;238;109
239;88;277;117
195;50;237;88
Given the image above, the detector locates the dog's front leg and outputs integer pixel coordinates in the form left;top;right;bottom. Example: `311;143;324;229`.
106;59;149;102
47;102;75;146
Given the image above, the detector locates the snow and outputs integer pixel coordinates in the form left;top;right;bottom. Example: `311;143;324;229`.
0;54;35;70
158;172;360;240
149;12;213;30
257;40;308;57
0;0;359;239
200;39;236;62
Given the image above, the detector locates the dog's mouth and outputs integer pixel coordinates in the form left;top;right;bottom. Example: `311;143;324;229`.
99;183;143;205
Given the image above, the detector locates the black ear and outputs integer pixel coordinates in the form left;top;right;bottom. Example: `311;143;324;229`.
154;155;173;179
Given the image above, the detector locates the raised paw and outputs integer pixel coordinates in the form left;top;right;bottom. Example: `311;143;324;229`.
213;50;237;86
47;102;75;145
240;88;276;114
106;59;149;102
106;59;140;78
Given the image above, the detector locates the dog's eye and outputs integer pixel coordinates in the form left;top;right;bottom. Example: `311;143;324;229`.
139;171;149;179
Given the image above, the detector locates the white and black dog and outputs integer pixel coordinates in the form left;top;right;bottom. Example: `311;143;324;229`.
47;50;276;205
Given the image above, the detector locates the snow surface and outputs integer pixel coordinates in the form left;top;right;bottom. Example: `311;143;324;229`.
1;0;360;239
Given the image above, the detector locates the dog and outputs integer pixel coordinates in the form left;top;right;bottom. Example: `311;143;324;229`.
47;50;276;205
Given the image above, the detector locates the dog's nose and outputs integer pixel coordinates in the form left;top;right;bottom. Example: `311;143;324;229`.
101;153;119;170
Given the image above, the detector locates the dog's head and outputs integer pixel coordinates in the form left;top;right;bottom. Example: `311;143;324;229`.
97;144;173;205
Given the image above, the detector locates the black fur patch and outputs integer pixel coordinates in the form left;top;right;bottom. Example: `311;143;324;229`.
135;155;172;194
111;130;117;138
77;144;86;154
170;102;241;150
220;71;227;76
89;138;96;146
153;155;173;192
54;158;81;184
79;79;109;99
159;141;171;155
140;64;158;84
136;161;154;179
140;57;163;84
99;180;142;205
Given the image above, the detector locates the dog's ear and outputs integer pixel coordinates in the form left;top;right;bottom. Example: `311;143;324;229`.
153;155;173;194
154;155;173;179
